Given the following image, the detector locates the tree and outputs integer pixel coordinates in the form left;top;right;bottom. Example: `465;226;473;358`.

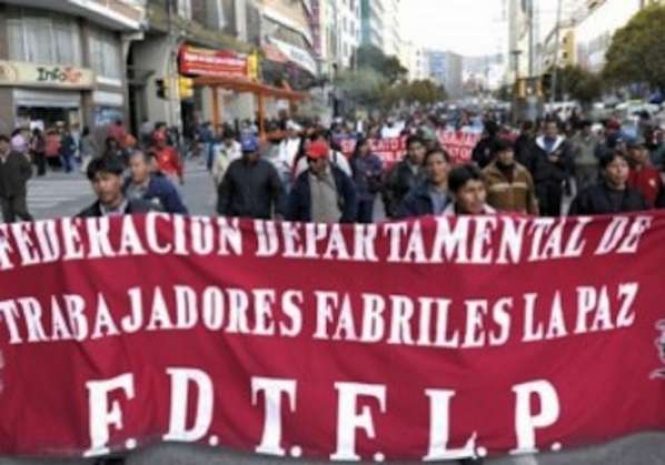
406;80;448;105
354;45;408;84
334;68;387;108
604;5;665;91
543;65;603;104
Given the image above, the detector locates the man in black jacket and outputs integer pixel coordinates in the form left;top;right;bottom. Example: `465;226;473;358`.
383;135;427;217
0;134;33;223
396;148;451;218
217;136;285;220
527;120;573;216
78;155;155;218
569;151;647;215
471;120;499;169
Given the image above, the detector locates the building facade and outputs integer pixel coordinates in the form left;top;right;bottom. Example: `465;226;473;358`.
381;0;401;57
360;0;385;51
0;0;143;135
426;50;463;98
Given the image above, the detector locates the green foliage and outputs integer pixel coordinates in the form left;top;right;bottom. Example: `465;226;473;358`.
355;45;408;84
543;66;603;104
335;68;387;107
404;80;448;105
604;5;665;90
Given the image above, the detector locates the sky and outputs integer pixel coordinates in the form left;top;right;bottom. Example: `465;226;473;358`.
400;0;560;57
401;0;507;57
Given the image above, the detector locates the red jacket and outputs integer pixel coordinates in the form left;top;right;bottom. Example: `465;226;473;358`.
153;146;183;179
628;165;662;207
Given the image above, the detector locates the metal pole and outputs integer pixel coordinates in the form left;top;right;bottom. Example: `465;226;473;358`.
550;0;563;105
527;0;534;79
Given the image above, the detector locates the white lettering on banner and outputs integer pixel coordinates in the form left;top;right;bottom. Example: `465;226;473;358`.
595;216;652;255
0;282;638;347
163;368;214;442
331;382;387;461
510;380;561;455
424;389;477;461
252;377;297;456
0;215;655;270
84;373;135;457
72;367;572;459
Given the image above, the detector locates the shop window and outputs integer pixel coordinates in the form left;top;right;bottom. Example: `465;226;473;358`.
89;29;122;80
5;8;82;66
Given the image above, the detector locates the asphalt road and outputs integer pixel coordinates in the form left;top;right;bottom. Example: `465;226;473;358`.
2;161;663;464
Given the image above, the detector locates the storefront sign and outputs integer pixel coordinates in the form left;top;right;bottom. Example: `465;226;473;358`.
269;37;318;76
0;60;95;89
179;45;248;78
0;214;664;460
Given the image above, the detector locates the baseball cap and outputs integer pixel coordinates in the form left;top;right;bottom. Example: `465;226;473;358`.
241;135;260;153
307;140;330;160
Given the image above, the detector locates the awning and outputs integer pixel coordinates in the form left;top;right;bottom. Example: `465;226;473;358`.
268;37;318;76
263;44;289;65
193;75;307;101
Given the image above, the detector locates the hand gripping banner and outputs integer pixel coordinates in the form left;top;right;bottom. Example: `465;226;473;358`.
0;212;663;461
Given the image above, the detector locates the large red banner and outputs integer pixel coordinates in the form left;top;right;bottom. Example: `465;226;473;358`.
0;213;664;461
179;45;248;78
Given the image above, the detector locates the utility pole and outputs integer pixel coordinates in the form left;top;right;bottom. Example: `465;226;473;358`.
550;0;563;105
511;49;522;124
527;0;534;79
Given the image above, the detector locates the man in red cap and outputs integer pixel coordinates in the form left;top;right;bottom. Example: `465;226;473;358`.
150;131;183;186
286;140;357;223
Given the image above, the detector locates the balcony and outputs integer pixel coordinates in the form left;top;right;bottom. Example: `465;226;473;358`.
1;0;144;30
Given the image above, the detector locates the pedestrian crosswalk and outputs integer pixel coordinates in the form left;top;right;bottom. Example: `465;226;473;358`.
27;176;92;217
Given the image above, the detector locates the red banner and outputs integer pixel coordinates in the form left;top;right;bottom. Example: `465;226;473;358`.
0;213;664;461
437;130;482;164
338;131;481;167
179;45;248;78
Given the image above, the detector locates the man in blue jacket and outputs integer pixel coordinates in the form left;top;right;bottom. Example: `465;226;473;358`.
287;140;357;223
125;150;189;214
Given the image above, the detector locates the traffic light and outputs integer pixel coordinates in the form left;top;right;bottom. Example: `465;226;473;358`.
179;76;194;100
156;78;169;100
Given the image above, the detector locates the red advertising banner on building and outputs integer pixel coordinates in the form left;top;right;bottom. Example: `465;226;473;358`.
0;213;664;461
179;45;248;78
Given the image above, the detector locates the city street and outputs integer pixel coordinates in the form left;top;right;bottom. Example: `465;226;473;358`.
25;161;215;221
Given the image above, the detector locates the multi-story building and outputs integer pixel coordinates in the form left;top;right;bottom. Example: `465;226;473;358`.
400;40;427;81
426;50;463;98
130;0;255;132
360;0;385;51
0;0;144;134
382;0;401;57
540;24;576;71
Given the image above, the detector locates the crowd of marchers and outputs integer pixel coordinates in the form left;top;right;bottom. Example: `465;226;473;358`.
0;108;663;226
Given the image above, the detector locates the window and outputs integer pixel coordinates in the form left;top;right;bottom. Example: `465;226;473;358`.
6;8;81;66
89;28;122;80
178;0;192;19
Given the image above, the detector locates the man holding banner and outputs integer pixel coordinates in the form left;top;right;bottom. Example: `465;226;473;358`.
397;148;452;218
